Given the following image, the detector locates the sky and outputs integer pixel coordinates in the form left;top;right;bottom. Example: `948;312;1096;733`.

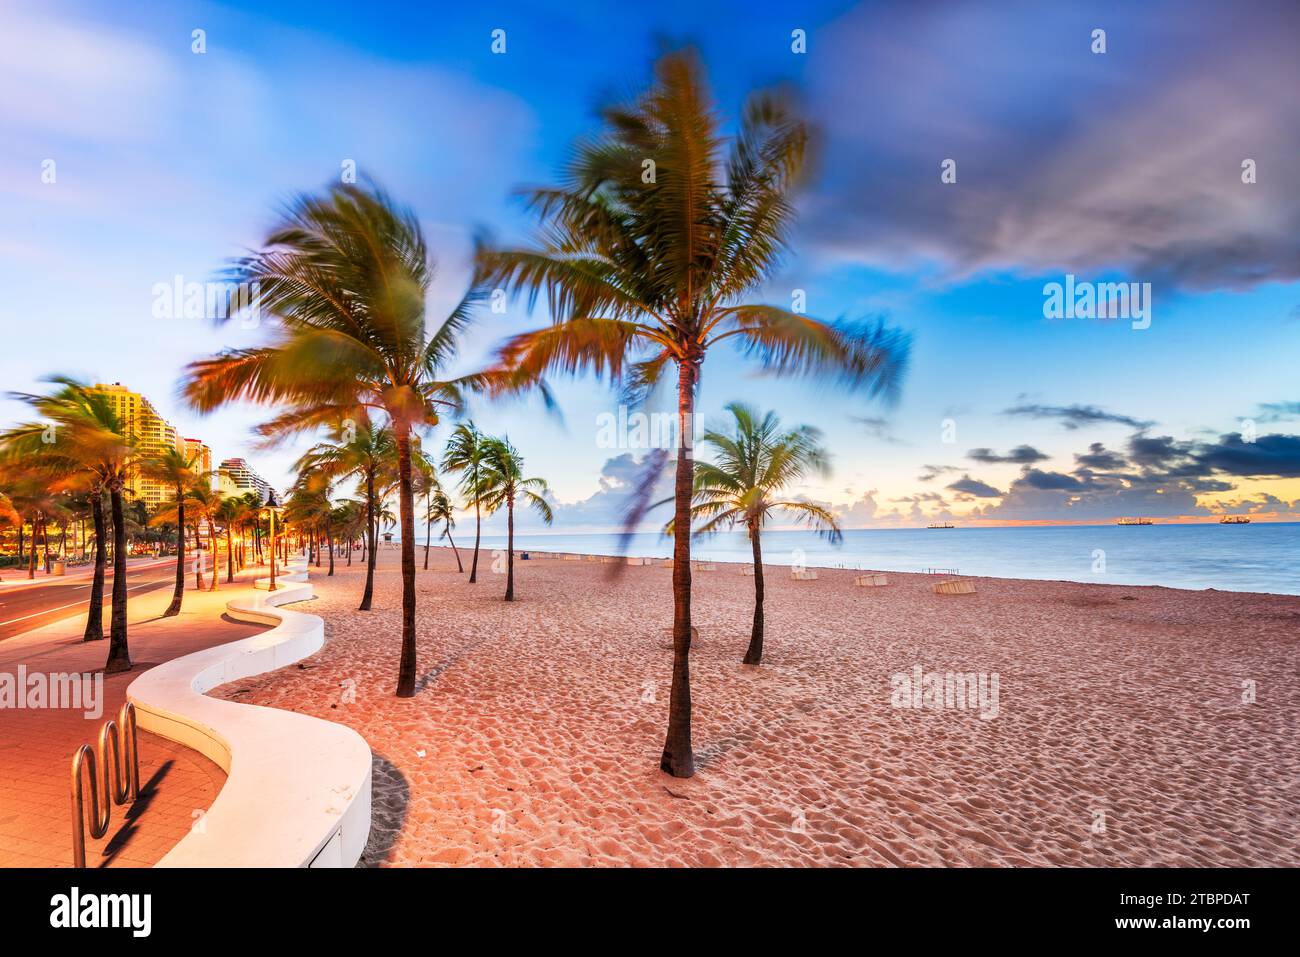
2;0;1298;532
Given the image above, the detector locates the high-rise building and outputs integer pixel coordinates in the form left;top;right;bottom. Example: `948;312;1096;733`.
93;383;211;508
182;437;213;482
217;457;272;503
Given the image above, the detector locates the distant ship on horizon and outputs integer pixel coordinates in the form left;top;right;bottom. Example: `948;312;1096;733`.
927;521;955;529
1117;517;1154;526
1219;515;1251;524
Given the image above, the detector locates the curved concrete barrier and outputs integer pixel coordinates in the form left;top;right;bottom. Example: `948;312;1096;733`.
126;555;372;868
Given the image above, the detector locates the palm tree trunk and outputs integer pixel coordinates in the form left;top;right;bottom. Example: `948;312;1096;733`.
327;533;335;576
104;486;131;673
84;494;106;642
208;519;219;590
469;488;482;583
346;536;353;566
423;494;431;571
226;526;235;583
661;361;696;778
192;524;204;589
164;495;185;617
743;526;765;665
360;470;377;611
504;497;515;601
394;431;418;698
447;525;463;572
26;519;37;579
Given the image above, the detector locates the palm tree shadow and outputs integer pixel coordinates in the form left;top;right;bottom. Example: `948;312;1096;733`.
357;754;409;867
413;636;494;695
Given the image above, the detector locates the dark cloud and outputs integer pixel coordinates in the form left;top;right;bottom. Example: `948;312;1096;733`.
1255;401;1300;423
967;444;1049;465
1126;433;1189;468
807;0;1300;290
1018;469;1086;492
1194;433;1300;478
1005;403;1154;431
917;463;961;482
946;475;1004;498
1074;442;1127;470
850;415;906;445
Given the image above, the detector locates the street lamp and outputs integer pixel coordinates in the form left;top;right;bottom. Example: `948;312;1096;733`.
262;489;283;592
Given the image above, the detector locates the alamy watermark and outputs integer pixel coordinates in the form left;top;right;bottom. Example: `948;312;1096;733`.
1043;274;1151;330
890;664;1000;720
152;275;262;328
596;405;702;451
1;666;103;719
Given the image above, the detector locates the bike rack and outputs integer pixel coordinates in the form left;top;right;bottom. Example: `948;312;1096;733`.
70;701;140;868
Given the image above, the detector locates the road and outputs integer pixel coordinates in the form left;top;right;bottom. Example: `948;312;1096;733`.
0;559;182;642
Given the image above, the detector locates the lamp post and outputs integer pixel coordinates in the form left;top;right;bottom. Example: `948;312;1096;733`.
262;490;283;592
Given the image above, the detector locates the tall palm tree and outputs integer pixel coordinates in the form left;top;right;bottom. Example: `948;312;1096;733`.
411;448;438;571
333;498;365;566
478;437;553;601
1;378;138;668
292;417;396;609
0;488;17;581
475;50;909;776
427;488;462;572
214;494;247;583
667;403;839;666
140;447;202;614
183;183;488;698
441;422;490;583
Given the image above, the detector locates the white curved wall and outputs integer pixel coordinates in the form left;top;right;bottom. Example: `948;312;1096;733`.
127;556;372;868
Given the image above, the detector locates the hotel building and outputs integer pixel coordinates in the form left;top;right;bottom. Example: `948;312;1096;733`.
217;457;272;503
93;382;212;508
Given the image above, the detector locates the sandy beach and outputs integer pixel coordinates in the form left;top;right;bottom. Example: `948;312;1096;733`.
213;546;1299;867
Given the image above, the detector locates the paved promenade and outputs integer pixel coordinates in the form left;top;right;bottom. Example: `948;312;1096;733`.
0;566;269;867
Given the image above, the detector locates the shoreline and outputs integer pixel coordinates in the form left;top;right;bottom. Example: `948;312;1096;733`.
387;542;1300;599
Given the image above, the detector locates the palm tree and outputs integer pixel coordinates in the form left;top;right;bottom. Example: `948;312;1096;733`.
478;437;553;601
183;183;488;698
292;417;396;609
475;50;909;776
333;499;365;566
427;488;462;572
441;422;490;583
214;494;248;583
668;403;839;666
0;488;17;581
1;378;138;668
411;449;438;571
140;447;202;614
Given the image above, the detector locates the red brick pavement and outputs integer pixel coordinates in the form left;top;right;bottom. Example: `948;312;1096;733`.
0;568;271;867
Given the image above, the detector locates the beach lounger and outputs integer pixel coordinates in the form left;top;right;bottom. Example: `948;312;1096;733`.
933;578;976;595
855;573;888;587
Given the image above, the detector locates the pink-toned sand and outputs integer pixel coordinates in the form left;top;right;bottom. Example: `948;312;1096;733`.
218;546;1299;867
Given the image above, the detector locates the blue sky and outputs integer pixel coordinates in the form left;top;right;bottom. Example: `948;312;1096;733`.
3;0;1298;531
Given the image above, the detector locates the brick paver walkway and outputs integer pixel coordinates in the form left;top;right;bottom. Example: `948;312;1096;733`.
0;566;272;867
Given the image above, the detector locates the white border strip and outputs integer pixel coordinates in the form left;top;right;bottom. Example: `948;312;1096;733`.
126;556;372;868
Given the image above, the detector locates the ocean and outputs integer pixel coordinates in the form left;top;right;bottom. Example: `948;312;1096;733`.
432;523;1300;596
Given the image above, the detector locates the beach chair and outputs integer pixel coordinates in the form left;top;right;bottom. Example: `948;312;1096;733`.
932;578;976;595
